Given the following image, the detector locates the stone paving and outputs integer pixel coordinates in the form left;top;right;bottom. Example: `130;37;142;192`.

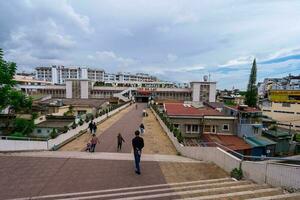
59;104;134;151
0;156;167;199
95;103;147;153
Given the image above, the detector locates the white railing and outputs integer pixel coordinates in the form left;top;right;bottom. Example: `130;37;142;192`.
151;106;300;190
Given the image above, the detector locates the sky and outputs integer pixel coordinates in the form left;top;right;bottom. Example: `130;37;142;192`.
1;0;300;89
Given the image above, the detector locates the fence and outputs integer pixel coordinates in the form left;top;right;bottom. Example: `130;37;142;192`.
0;103;130;152
151;106;300;190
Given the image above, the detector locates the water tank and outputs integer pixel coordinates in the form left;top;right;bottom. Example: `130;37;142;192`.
203;75;208;82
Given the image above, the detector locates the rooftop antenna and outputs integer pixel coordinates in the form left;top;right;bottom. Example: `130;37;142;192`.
208;73;211;82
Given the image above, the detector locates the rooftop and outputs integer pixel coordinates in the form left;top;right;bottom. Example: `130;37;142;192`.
263;130;292;139
244;136;276;147
225;105;261;113
202;134;251;151
36;120;73;129
164;103;223;117
40;98;108;109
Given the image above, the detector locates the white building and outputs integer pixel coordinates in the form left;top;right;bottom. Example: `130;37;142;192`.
36;66;104;84
190;77;216;102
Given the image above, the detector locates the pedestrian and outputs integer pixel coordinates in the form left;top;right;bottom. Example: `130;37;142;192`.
132;130;144;175
139;123;145;135
117;133;125;151
89;120;93;134
85;142;91;152
90;134;100;152
135;104;138;110
93;122;97;133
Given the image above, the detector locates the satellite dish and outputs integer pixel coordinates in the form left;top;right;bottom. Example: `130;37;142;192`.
203;75;208;82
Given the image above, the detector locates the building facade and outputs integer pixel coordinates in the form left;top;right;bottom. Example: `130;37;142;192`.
164;103;236;138
36;66;157;84
262;90;300;130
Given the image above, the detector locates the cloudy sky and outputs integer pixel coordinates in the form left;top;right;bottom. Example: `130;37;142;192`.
1;0;300;89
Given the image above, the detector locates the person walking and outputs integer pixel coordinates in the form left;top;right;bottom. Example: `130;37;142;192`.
89;121;94;134
139;123;145;135
90;134;100;152
132;130;144;175
117;133;125;151
135;104;138;110
93;122;97;133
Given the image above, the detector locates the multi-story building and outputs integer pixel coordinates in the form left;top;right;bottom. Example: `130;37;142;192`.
36;66;157;84
261;90;300;130
258;74;300;98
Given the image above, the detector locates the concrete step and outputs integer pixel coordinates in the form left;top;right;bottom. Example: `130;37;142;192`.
10;178;296;200
246;192;300;200
10;178;232;200
179;188;283;200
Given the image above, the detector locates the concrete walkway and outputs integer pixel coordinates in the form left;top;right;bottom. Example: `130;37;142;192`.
94;103;146;153
3;151;202;163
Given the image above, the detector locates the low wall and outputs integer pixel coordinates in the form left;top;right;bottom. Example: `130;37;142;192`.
151;107;300;190
0;103;130;152
0;139;48;151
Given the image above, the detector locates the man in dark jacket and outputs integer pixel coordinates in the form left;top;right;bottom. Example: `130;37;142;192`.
132;130;144;175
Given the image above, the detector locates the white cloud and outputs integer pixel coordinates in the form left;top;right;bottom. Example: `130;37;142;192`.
220;55;255;67
91;51;137;68
167;53;178;62
173;13;199;24
156;26;171;33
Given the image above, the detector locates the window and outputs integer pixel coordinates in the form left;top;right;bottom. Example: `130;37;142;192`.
212;125;216;133
222;124;229;131
37;129;42;133
192;125;199;133
186;124;199;134
282;103;291;107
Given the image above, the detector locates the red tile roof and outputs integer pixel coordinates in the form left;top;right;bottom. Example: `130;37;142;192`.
202;134;251;151
164;103;223;116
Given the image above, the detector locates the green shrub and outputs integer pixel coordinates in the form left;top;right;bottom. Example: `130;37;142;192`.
71;122;77;129
10;132;25;138
79;119;84;126
176;131;183;143
13;118;34;136
50;128;58;139
230;167;243;180
62;126;69;133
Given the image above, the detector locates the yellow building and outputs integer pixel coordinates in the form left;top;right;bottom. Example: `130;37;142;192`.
262;90;300;130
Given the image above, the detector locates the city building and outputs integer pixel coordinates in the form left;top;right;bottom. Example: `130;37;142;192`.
33;115;75;137
164;102;236;138
258;74;300;98
35;66;156;84
261;90;300;130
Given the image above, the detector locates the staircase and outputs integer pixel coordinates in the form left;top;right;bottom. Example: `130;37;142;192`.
14;178;300;200
113;87;135;102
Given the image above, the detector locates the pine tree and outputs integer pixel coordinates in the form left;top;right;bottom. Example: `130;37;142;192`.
245;59;258;107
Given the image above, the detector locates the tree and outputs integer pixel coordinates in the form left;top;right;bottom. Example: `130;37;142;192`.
0;49;17;110
1;48;34;136
13;118;35;137
0;48;32;113
245;59;258;107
